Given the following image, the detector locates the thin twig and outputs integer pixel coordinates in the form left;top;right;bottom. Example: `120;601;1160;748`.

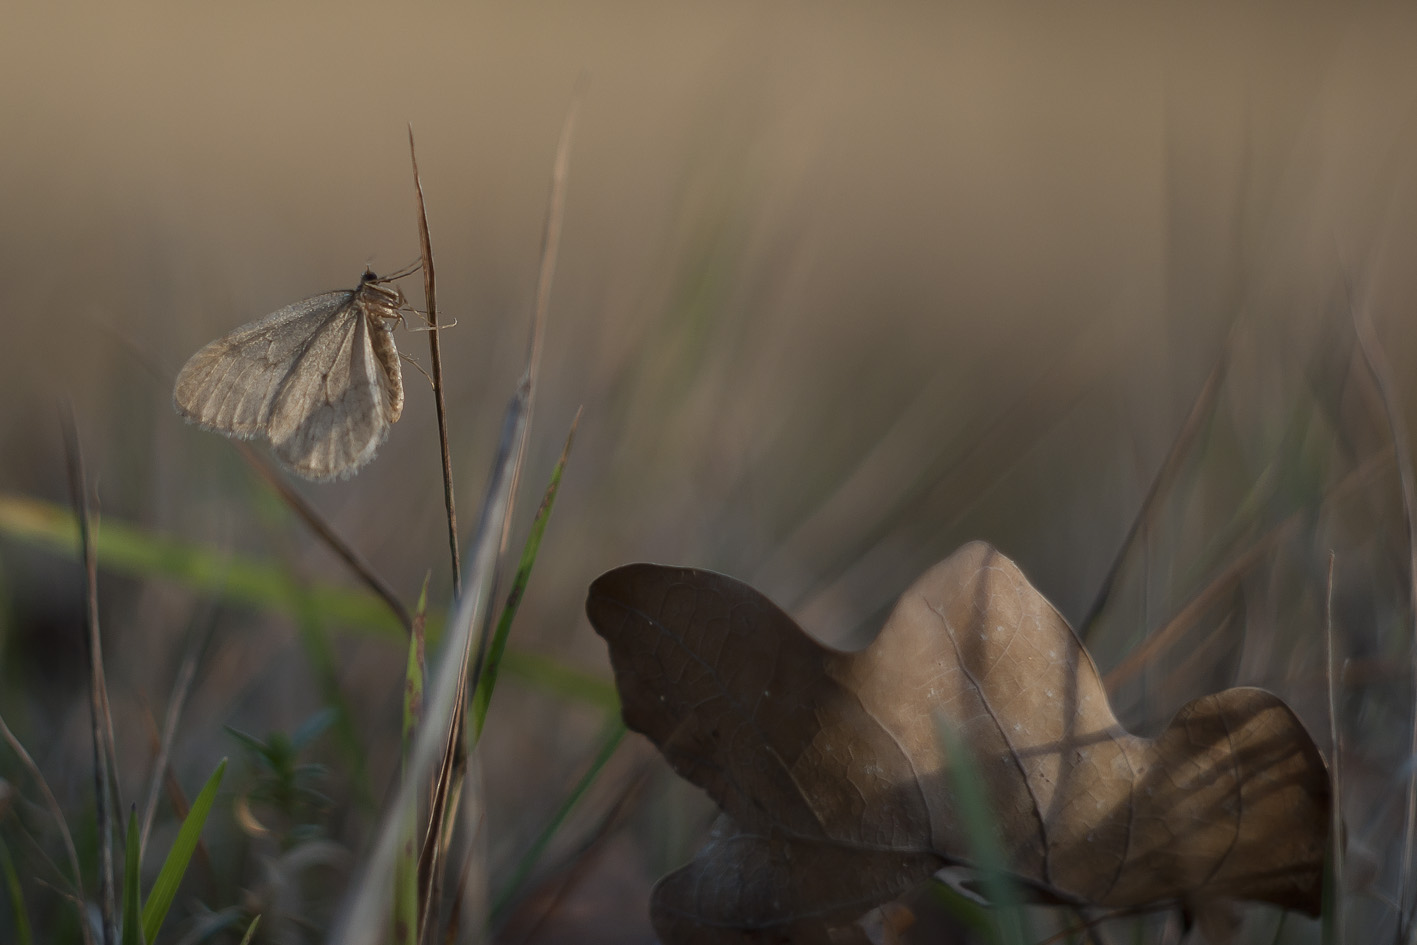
236;443;412;630
61;408;117;945
408;125;461;599
1347;290;1417;941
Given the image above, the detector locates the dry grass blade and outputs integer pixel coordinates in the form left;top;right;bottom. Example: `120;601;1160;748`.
1346;291;1417;940
60;408;118;945
235;442;412;630
420;88;585;934
1081;322;1236;641
408;124;461;598
522;77;584;391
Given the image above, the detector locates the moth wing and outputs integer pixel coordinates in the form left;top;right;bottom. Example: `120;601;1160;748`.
173;290;357;438
266;305;400;481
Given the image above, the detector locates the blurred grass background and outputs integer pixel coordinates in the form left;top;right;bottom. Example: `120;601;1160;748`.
4;2;1417;942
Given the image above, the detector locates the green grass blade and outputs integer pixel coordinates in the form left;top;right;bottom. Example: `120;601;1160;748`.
237;915;261;945
403;577;430;754
473;417;579;739
0;493;614;715
121;809;145;945
490;717;626;926
0;493;404;639
934;717;1029;945
393;579;428;945
0;836;34;945
141;759;227;944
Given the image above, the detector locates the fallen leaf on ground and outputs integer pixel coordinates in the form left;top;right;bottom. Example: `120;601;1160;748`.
586;541;1330;943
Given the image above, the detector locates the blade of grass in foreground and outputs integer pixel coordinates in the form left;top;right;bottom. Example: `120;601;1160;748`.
237;916;261;945
141;759;227;945
0;836;34;945
121;810;144;945
393;581;428;945
332;371;530;945
472;410;580;740
933;717;1029;945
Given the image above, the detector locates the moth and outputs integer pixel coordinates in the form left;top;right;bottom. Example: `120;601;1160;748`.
173;269;411;481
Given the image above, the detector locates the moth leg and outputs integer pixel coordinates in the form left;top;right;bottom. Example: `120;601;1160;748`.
400;310;459;332
399;352;437;389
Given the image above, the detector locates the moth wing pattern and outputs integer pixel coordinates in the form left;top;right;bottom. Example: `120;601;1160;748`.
173;282;403;481
173;290;359;438
266;304;402;480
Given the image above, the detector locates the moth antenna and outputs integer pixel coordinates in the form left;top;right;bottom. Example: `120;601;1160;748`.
381;258;424;282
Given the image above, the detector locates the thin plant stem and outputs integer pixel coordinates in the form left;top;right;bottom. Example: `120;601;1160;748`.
237;443;412;630
61;408;117;945
408;125;461;599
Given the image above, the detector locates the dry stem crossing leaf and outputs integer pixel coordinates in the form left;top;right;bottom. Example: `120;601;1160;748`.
587;542;1330;943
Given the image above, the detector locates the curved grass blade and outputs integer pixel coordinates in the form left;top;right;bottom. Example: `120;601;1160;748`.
141;759;227;944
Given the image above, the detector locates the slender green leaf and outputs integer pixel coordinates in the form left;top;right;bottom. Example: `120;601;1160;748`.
238;915;261;945
141;760;227;944
121;809;145;945
935;717;1029;945
0;493;402;639
0;836;34;945
490;717;626;925
393;579;428;945
473;418;578;738
0;493;613;713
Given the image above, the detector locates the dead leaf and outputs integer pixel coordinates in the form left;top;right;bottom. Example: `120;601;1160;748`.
586;541;1330;943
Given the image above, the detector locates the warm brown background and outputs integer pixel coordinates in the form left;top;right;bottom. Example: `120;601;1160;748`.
3;3;1416;942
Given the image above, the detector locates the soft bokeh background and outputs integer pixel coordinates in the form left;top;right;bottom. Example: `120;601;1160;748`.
4;3;1417;942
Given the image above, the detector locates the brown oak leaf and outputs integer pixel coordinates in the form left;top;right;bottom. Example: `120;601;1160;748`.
586;541;1331;943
